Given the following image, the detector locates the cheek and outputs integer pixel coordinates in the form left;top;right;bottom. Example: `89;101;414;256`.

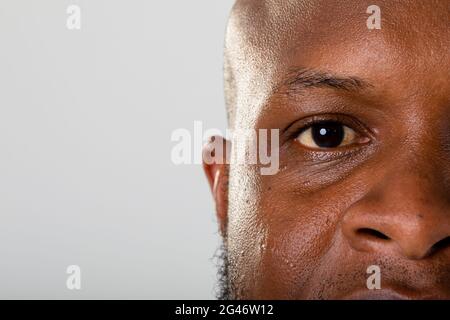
226;166;267;298
226;158;371;298
243;168;367;299
227;166;345;298
255;191;340;298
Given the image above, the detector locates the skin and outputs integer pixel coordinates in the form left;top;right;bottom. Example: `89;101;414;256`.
203;0;450;299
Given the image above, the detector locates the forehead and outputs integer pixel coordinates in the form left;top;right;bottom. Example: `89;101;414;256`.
228;0;450;127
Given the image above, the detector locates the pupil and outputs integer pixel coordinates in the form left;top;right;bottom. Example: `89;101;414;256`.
311;121;344;148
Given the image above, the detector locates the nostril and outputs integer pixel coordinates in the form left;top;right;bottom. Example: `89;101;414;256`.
357;228;390;240
430;236;450;253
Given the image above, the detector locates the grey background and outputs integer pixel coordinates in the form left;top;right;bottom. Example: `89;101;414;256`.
0;0;233;299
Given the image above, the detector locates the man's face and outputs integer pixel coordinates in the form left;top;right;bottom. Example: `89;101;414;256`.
205;0;450;299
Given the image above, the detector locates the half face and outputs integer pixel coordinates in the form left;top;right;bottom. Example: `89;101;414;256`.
207;0;450;299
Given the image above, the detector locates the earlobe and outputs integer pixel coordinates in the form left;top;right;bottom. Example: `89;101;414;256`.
202;136;230;235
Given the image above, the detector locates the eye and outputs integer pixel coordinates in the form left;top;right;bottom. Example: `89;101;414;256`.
296;121;359;149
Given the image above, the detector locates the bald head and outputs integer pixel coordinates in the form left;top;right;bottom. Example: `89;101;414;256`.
224;0;450;128
224;0;312;126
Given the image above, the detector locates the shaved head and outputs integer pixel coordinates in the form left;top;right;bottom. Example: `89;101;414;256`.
224;0;449;127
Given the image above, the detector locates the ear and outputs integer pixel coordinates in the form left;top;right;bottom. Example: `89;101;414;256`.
202;136;230;236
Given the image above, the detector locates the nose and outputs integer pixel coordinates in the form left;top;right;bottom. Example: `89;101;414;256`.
342;165;450;260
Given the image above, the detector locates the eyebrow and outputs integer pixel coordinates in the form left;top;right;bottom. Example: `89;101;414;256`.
275;67;373;96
